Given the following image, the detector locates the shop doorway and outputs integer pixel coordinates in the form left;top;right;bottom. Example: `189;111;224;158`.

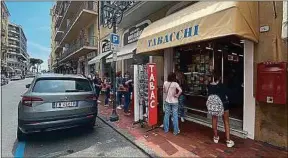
174;36;244;132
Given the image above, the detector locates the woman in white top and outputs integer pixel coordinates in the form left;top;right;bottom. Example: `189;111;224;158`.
163;72;182;135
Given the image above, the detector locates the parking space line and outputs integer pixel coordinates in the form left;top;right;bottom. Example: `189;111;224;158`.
14;142;26;158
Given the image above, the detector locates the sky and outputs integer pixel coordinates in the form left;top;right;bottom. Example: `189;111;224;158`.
6;1;54;70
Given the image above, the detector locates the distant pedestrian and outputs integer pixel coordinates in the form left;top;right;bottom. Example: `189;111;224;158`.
93;72;102;103
116;71;124;109
206;72;234;148
163;72;182;135
103;73;111;107
122;72;133;115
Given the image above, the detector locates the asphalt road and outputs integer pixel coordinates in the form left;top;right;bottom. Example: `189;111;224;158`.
1;78;148;157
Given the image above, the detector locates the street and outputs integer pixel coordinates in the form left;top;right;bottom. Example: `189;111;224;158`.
1;78;148;157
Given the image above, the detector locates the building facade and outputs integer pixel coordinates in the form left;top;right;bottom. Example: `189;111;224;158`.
134;1;287;149
1;1;10;75
50;1;99;75
6;23;29;76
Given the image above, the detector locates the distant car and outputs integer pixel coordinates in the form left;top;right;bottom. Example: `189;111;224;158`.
17;73;98;141
11;75;22;81
26;73;35;78
1;75;9;85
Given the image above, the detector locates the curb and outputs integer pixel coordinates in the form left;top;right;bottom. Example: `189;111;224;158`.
97;114;160;158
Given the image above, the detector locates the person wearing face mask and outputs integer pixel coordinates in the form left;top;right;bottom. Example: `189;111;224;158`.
122;72;133;115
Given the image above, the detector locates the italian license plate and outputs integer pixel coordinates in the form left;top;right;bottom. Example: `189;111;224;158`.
53;101;77;108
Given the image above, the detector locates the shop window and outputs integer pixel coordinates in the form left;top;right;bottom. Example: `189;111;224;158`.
174;36;244;120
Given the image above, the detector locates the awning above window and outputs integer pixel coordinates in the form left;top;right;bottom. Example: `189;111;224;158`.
137;1;259;54
106;42;137;63
282;1;287;39
88;51;112;65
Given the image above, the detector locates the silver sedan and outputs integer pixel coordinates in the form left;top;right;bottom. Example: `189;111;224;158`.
17;73;98;141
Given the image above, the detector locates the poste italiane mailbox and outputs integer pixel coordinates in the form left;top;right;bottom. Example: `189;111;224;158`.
256;62;287;104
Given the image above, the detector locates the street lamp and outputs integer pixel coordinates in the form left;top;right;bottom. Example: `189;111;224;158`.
102;1;135;122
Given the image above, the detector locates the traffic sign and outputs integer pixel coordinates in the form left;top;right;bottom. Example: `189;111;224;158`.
110;33;120;45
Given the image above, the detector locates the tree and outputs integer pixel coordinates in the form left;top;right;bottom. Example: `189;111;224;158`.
29;58;43;73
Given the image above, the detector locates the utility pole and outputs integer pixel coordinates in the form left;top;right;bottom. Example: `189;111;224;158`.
102;1;135;122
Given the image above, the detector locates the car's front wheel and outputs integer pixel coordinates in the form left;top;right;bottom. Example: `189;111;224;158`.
17;127;26;141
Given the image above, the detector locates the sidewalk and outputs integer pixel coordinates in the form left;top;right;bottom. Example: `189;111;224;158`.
97;95;288;157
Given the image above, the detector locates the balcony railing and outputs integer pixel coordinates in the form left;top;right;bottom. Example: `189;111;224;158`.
60;36;97;60
62;1;97;38
1;29;5;36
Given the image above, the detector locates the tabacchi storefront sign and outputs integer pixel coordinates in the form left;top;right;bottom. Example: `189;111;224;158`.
147;63;158;126
147;25;199;47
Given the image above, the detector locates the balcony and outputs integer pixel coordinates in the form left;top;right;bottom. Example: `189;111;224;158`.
55;14;63;28
59;36;97;63
54;27;64;41
1;29;5;36
8;43;19;48
58;1;82;31
60;1;98;44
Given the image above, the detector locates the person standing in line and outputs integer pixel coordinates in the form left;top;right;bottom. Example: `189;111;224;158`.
93;72;102;103
207;72;234;148
103;73;111;107
122;72;133;116
116;72;124;109
176;71;186;122
163;72;182;135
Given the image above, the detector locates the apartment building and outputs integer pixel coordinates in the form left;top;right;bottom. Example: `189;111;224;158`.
1;1;10;75
51;1;99;75
6;23;29;76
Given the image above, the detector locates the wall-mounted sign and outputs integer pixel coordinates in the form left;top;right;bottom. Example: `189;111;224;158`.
260;25;270;33
102;39;111;53
87;52;94;59
123;20;151;46
147;63;158;126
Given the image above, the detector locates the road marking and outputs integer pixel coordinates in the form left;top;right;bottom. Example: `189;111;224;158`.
14;142;26;158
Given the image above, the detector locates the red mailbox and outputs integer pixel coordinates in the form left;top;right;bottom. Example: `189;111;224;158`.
256;62;287;104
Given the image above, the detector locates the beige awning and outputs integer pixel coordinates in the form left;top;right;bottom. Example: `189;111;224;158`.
106;42;137;63
88;51;112;65
137;1;259;54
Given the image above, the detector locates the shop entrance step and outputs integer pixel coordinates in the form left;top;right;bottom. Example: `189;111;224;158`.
185;113;248;139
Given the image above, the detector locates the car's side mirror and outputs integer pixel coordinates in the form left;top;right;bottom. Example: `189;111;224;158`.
26;84;30;88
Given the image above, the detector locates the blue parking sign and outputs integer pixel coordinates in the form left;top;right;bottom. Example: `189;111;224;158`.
110;33;120;45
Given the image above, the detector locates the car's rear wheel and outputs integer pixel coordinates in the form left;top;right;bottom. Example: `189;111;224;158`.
86;118;96;129
17;127;26;141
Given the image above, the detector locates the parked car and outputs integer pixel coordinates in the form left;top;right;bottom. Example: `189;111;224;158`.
11;75;22;81
1;75;9;85
17;73;97;141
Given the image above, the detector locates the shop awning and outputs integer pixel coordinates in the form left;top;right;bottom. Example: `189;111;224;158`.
6;66;14;72
282;1;287;39
88;51;112;65
136;1;259;54
106;42;137;63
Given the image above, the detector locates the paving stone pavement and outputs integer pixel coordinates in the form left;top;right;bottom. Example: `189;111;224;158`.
98;94;288;158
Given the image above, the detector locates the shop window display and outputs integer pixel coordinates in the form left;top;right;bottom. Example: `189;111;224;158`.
174;36;244;121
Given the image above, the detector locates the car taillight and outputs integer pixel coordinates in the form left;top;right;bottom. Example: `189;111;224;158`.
22;96;43;107
86;95;97;101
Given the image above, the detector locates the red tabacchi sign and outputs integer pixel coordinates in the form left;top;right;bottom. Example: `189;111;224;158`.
147;63;158;126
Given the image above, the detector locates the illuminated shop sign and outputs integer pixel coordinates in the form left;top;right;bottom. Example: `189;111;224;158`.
147;25;199;47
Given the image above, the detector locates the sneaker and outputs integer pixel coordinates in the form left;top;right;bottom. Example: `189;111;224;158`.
97;100;101;103
181;117;185;122
174;130;180;135
121;104;124;108
226;140;235;148
104;104;109;107
171;117;174;122
124;112;131;116
160;124;164;128
109;99;112;102
117;106;122;110
213;136;219;143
